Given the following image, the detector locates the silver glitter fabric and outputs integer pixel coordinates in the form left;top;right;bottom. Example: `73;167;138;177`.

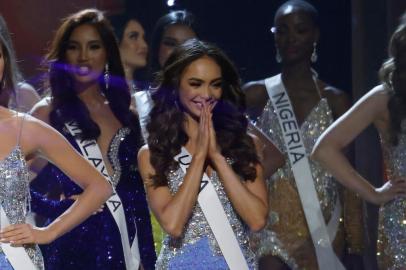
377;121;406;270
0;146;44;269
108;127;131;188
156;166;257;269
251;98;342;269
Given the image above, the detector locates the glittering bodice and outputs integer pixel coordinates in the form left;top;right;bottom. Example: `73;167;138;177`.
377;121;406;270
0;146;44;269
255;98;338;215
156;165;256;269
381;122;406;180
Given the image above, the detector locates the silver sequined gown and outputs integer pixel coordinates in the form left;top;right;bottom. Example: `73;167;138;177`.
251;98;345;270
377;121;406;270
0;145;44;269
156;165;257;270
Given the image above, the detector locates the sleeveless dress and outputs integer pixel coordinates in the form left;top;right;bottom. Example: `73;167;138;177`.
252;97;345;269
377;120;406;270
156;164;257;269
30;126;156;270
0;114;44;269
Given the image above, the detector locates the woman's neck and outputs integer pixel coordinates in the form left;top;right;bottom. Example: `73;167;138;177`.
124;65;135;83
281;61;314;82
76;83;106;109
124;65;137;93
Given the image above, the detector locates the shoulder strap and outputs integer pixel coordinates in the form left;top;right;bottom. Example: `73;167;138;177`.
16;112;27;146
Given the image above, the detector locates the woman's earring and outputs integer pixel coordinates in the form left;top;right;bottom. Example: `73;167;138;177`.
104;63;110;89
311;42;318;63
275;48;282;63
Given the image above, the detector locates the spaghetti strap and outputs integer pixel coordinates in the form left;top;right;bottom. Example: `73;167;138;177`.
16;112;27;146
311;68;322;98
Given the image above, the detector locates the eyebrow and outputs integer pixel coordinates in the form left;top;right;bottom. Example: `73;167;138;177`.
68;39;102;44
188;77;222;82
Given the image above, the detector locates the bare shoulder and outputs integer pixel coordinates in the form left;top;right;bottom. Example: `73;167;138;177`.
319;81;351;117
243;79;266;98
30;97;53;123
243;79;268;119
137;144;151;164
20;113;53;135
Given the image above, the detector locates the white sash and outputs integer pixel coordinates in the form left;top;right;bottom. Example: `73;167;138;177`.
133;91;153;140
265;74;345;270
174;147;249;270
0;205;37;270
65;121;140;270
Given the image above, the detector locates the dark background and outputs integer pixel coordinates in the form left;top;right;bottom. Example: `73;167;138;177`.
126;0;352;93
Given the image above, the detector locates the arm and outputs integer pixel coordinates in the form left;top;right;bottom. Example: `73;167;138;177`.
312;86;406;204
138;147;205;238
1;117;112;245
325;85;365;255
138;105;210;238
243;81;269;120
29;97;52;174
209;134;268;232
30;165;74;219
248;122;285;179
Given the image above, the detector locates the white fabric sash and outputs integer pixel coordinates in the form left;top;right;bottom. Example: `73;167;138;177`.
65;121;140;270
265;74;345;270
133;91;152;140
0;205;38;270
174;147;249;270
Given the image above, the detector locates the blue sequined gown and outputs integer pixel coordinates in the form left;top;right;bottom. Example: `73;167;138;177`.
30;127;156;270
156;164;257;270
377;120;406;270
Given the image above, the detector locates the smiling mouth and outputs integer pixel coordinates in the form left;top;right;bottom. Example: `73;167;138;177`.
75;65;92;76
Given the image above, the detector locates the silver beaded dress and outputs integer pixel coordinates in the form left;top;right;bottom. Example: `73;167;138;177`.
0;115;44;269
377;120;406;270
155;165;257;270
251;97;345;270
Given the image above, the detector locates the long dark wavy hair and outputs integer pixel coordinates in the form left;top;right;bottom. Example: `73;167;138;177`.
380;12;406;145
45;9;141;142
147;39;259;187
147;10;199;81
0;15;18;107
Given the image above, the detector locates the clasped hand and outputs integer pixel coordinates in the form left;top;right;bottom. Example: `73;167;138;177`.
195;101;221;160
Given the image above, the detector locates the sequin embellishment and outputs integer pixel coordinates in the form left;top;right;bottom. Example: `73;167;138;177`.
0;146;44;269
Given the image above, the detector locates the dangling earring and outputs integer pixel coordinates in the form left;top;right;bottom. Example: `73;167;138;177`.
311;42;318;63
0;79;5;91
275;48;282;63
104;63;110;89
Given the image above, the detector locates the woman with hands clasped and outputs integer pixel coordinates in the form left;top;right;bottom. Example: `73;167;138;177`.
138;39;268;269
312;12;406;270
0;22;111;270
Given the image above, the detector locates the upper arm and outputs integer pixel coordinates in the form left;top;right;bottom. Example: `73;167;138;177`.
137;146;173;219
248;123;285;179
324;86;352;118
242;81;268;120
244;134;268;207
316;86;388;150
27;118;108;190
